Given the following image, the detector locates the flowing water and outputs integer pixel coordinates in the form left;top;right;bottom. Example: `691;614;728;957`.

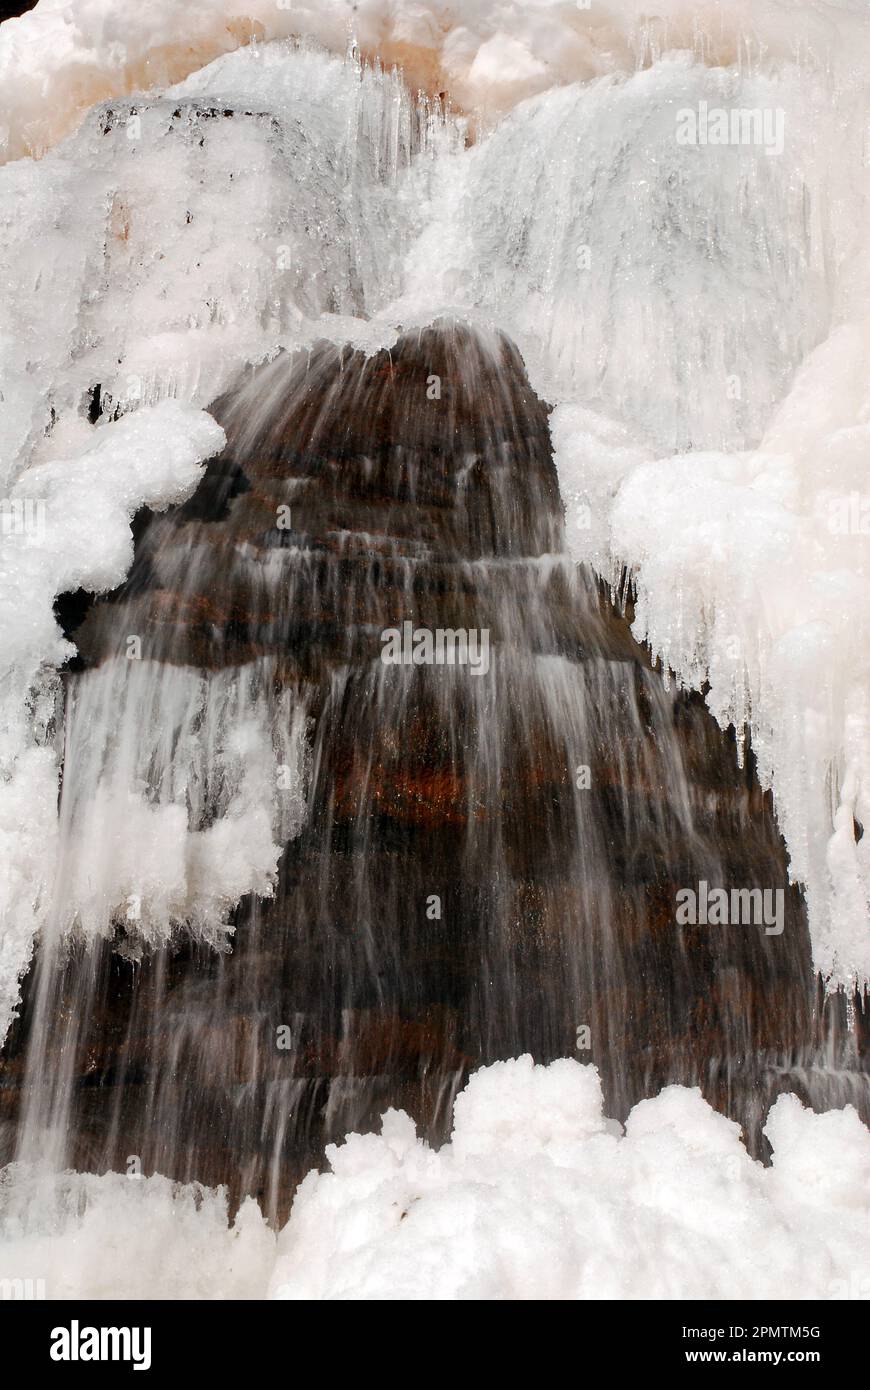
3;323;866;1223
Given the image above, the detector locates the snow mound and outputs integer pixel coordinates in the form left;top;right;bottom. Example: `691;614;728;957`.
268;1057;870;1300
3;1057;868;1300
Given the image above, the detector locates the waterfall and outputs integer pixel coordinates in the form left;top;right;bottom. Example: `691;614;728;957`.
3;321;865;1229
1;9;869;1302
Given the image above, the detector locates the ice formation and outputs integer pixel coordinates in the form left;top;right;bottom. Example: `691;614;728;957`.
4;1;870;163
0;402;224;1043
2;1058;868;1300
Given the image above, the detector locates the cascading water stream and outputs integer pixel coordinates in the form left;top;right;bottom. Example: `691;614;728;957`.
4;324;865;1223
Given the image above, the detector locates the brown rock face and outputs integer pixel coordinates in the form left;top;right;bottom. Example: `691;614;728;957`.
2;322;866;1222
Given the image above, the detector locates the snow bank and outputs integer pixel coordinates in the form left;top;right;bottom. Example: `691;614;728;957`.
2;0;868;163
270;1057;870;1300
3;1058;867;1299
